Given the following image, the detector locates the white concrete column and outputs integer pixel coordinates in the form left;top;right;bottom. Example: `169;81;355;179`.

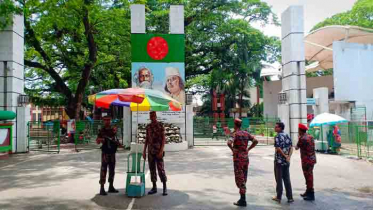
186;105;193;147
281;6;307;143
313;87;329;147
122;107;131;148
313;87;329;116
131;4;146;34
170;5;184;34
278;104;290;135
16;105;30;152
0;14;26;153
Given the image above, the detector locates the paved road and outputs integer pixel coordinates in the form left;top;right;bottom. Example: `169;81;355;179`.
0;146;372;210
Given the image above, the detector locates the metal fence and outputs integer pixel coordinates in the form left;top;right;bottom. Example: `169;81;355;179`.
74;120;124;152
308;123;373;160
193;117;279;146
27;120;124;153
27;121;60;153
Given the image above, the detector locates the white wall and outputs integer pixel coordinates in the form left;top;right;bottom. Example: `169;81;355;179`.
249;87;263;106
334;41;373;119
264;75;334;117
263;80;281;117
0;15;27;153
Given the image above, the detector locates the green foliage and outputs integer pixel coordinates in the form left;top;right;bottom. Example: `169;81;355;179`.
1;0;279;119
0;0;22;29
306;68;334;78
312;0;373;31
248;102;263;118
21;0;133;118
143;0;280;80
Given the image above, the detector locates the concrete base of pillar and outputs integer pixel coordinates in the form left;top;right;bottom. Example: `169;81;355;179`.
15;106;30;153
130;141;188;153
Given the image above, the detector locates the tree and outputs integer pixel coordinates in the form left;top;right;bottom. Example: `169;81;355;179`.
0;0;133;119
1;0;279;119
306;68;333;78
143;0;278;78
0;0;22;29
312;0;373;31
186;20;280;117
146;0;280;117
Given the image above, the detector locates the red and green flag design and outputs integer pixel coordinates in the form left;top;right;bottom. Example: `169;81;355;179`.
131;34;185;63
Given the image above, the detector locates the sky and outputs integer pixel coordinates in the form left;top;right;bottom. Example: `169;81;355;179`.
253;0;357;38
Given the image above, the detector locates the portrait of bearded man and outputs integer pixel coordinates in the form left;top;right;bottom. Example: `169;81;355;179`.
134;67;154;89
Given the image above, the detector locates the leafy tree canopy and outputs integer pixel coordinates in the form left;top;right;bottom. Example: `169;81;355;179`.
312;0;373;31
0;0;280;119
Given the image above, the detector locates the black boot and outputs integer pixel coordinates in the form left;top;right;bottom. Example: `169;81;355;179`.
100;185;107;196
234;194;247;207
148;182;157;195
108;182;119;193
303;191;315;201
162;182;168;196
300;190;308;197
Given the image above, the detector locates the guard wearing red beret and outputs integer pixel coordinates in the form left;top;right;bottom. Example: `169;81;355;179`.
227;118;258;206
296;123;316;201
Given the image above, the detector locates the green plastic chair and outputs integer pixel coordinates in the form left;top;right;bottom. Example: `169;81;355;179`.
126;152;146;195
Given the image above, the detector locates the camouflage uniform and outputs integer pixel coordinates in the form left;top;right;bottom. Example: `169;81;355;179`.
98;127;118;185
297;133;317;192
232;130;255;194
146;121;167;183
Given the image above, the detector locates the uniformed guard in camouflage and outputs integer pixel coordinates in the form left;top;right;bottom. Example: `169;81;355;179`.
143;111;168;196
96;116;122;196
296;123;317;201
227;118;258;207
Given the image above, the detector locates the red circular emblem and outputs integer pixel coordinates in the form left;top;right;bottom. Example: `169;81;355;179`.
147;37;169;60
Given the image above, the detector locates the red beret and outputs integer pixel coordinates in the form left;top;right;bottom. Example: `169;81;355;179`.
299;123;308;131
234;118;242;123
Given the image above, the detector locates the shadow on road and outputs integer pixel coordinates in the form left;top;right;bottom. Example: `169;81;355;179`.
91;189;189;210
91;188;132;209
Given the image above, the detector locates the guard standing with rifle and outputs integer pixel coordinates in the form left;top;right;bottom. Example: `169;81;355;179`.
96;116;123;195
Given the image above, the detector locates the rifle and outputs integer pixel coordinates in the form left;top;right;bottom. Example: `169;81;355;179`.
103;135;124;149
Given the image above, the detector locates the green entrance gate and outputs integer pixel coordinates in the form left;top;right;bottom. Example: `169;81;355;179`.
27;121;60;153
74;120;124;152
193;117;279;146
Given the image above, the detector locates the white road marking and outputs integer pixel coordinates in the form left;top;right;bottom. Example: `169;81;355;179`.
126;198;135;210
126;170;150;210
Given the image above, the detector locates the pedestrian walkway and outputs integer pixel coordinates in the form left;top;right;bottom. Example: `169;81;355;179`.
0;146;372;210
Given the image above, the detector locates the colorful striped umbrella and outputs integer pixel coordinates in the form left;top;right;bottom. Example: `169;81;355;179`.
91;88;182;111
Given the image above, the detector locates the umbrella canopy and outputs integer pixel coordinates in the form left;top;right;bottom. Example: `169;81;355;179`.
310;113;348;127
91;88;181;111
305;25;373;72
93;89;131;108
118;88;181;111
